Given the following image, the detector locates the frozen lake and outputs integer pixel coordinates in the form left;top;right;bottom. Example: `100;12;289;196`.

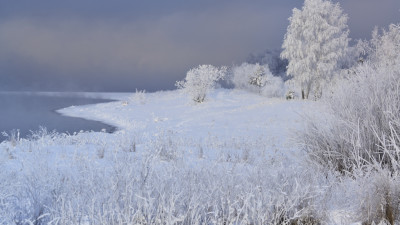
0;92;116;142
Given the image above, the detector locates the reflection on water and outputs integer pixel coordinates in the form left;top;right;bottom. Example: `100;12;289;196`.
0;93;116;142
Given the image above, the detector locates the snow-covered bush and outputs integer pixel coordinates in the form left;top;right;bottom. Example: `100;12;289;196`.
231;63;266;91
302;23;400;173
300;23;400;224
176;65;227;103
281;0;350;99
261;76;284;98
356;168;400;225
303;64;400;172
231;63;284;97
1;129;20;147
128;89;146;105
247;49;290;81
286;91;295;100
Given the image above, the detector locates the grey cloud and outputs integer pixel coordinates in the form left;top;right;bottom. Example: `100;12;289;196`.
0;4;294;91
0;1;398;92
338;0;400;40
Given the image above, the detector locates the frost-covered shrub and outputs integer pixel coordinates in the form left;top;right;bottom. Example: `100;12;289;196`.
231;63;284;97
320;165;400;225
356;168;400;225
301;23;400;173
231;63;265;91
1;129;20;147
176;65;227;103
128;89;146;105
247;49;290;81
303;63;400;173
261;75;285;98
286;91;295;100
300;23;400;224
149;130;180;161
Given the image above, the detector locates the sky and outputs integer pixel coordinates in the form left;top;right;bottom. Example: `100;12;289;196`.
0;0;399;92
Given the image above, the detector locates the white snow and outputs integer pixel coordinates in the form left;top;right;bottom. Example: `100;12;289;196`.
58;89;305;145
0;89;359;224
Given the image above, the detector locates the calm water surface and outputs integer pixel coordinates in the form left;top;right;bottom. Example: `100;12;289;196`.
0;93;116;142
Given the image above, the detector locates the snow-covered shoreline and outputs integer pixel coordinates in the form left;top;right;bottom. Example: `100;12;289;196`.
57;89;306;145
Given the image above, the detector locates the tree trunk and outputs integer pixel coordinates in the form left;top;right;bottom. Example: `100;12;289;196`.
304;82;312;99
305;88;310;99
301;90;305;99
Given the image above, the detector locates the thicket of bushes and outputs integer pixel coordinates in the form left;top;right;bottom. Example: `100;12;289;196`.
301;24;400;224
176;63;286;103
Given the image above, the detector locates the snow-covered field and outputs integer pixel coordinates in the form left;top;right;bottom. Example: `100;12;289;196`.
0;89;360;224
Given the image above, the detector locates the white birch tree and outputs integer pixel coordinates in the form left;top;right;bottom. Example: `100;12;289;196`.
281;0;350;99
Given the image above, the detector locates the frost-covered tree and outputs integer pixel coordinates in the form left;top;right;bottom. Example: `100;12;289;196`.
246;49;290;81
230;63;284;97
231;63;267;91
367;24;400;68
176;65;227;103
249;64;267;88
281;0;350;99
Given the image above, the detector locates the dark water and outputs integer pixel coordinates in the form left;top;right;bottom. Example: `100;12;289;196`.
0;93;116;142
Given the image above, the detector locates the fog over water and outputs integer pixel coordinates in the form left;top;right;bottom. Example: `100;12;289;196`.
0;93;115;142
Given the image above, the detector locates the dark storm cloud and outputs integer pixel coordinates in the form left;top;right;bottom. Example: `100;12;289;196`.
0;0;398;92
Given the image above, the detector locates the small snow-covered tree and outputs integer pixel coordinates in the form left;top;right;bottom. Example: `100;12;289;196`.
247;49;290;80
249;65;266;88
231;63;284;97
176;65;227;103
281;0;350;99
231;63;265;91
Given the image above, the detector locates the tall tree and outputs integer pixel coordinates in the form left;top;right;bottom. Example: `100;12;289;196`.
281;0;350;99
